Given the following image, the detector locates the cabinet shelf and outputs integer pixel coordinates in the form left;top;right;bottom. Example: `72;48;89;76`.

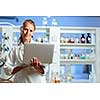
60;59;95;64
60;43;96;48
71;79;89;83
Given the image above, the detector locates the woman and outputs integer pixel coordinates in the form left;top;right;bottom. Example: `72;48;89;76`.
3;19;46;83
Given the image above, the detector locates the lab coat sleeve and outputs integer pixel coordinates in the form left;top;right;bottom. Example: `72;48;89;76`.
3;48;16;75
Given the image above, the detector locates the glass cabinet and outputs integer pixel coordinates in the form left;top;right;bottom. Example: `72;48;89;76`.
0;26;99;83
59;27;96;83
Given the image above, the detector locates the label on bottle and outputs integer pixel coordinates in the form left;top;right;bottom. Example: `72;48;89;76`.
82;38;85;41
87;37;91;43
81;38;85;43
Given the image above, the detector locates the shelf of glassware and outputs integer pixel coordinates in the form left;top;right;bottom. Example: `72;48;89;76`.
60;43;96;64
59;28;96;83
12;26;50;45
59;62;95;83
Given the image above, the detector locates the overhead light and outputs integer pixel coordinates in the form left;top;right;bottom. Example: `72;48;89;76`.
42;17;47;26
52;18;57;26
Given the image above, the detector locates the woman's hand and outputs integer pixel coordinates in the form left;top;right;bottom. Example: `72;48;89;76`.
30;57;44;74
3;65;13;75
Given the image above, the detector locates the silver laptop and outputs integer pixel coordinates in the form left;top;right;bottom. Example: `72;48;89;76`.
23;43;54;65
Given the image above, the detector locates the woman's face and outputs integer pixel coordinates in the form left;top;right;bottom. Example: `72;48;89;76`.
21;22;35;44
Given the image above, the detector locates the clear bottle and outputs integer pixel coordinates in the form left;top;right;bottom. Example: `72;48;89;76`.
75;34;80;43
56;72;60;83
68;49;75;59
43;36;48;43
86;33;91;44
81;34;85;43
60;37;65;43
90;49;95;59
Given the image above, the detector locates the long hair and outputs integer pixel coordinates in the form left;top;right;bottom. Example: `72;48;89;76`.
18;19;36;45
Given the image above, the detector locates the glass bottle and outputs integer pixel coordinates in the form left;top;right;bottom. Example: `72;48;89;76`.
75;33;80;43
89;49;95;59
81;34;85;43
68;49;75;59
56;72;60;83
86;33;91;44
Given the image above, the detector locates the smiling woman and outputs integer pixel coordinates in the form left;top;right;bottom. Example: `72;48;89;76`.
3;19;46;83
19;20;36;44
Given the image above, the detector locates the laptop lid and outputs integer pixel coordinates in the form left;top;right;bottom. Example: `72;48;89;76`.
23;43;54;65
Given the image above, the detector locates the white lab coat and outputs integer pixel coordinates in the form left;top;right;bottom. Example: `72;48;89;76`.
3;42;46;83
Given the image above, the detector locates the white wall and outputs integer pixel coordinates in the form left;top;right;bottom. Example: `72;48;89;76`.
96;29;100;82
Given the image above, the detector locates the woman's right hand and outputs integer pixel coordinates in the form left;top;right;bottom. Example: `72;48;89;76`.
30;57;44;74
30;57;41;67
